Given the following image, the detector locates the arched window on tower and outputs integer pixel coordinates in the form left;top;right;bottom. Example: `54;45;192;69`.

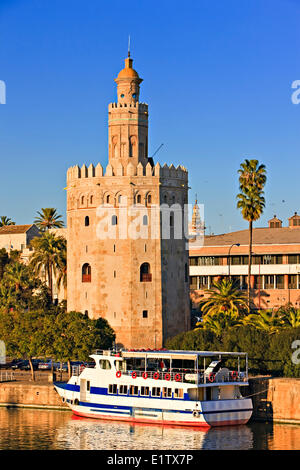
129;136;136;157
136;194;141;204
147;194;152;205
140;263;152;282
85;216;90;227
82;263;91;283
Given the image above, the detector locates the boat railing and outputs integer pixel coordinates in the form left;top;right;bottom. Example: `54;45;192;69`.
121;368;247;384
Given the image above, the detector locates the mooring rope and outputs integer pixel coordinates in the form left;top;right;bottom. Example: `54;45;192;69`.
243;387;273;399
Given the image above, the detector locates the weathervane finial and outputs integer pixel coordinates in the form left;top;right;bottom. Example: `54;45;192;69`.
128;35;131;57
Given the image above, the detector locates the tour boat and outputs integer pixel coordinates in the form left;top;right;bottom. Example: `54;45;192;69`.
54;349;253;427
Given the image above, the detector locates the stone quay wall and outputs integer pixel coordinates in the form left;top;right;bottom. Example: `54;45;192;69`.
0;382;68;410
248;377;300;424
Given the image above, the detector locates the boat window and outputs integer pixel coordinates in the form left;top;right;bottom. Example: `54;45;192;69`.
114;360;125;371
119;385;128;395
100;359;111;370
151;387;161;397
140;386;149;396
174;388;184;399
108;384;118;394
129;385;139;396
162;387;172;398
87;381;90;392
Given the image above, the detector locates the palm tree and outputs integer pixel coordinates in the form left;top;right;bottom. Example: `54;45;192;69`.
199;278;249;316
277;306;300;328
56;243;67;297
3;262;33;293
196;310;242;338
243;310;283;334
237;159;267;308
34;208;64;231
30;232;66;301
0;216;15;227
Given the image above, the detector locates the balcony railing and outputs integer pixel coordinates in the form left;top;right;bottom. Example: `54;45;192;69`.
82;274;91;283
140;273;152;282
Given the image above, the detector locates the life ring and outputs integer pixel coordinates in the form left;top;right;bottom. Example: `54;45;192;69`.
164;373;171;381
153;372;160;380
131;371;137;379
208;372;215;382
142;372;148;380
175;373;181;382
116;370;122;378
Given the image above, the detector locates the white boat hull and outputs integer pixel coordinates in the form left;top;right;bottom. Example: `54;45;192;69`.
54;383;252;428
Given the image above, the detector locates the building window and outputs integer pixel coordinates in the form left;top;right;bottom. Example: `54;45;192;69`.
137;194;141;204
264;275;274;290
85;216;89;226
276;275;284;289
289;275;298;289
185;263;188;283
288;254;300;264
106;195;110;204
143;215;148;226
90;196;93;204
142;310;148;318
82;263;91;283
190;276;198;290
199;276;209;289
81;196;85;205
112;215;118;225
140;263;152;282
199;256;221;266
147;194;152;204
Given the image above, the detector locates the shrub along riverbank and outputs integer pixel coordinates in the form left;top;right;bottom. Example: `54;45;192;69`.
165;325;300;378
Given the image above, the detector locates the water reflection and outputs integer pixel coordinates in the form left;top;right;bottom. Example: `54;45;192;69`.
0;408;299;450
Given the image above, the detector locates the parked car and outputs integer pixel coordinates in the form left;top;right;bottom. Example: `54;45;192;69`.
38;359;54;370
11;360;40;371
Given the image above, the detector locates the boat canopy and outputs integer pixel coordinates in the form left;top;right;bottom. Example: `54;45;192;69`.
121;350;248;361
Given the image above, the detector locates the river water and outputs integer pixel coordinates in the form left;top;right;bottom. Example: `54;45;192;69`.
0;408;299;450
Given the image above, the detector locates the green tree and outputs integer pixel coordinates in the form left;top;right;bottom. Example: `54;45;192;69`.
196;310;242;338
199;279;249;316
34;208;64;231
30;232;66;301
277;306;300;328
242;310;283;334
0;248;9;280
0;216;15;227
237;159;267;308
0;262;41;310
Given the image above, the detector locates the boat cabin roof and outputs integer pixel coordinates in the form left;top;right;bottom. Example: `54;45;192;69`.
122;350;247;361
91;349;248;362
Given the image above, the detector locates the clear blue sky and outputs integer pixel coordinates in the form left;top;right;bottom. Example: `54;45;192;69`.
1;0;300;234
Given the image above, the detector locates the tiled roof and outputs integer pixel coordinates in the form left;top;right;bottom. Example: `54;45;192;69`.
202;227;300;247
0;224;34;235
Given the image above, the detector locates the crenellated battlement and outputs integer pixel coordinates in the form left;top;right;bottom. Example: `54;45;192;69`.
67;161;188;183
108;102;148;112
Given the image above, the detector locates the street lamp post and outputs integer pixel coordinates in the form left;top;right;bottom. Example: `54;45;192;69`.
228;243;240;281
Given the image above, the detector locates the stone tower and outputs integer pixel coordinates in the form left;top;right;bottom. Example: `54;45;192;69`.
66;53;190;348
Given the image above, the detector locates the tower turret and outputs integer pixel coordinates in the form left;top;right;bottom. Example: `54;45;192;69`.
108;54;149;171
